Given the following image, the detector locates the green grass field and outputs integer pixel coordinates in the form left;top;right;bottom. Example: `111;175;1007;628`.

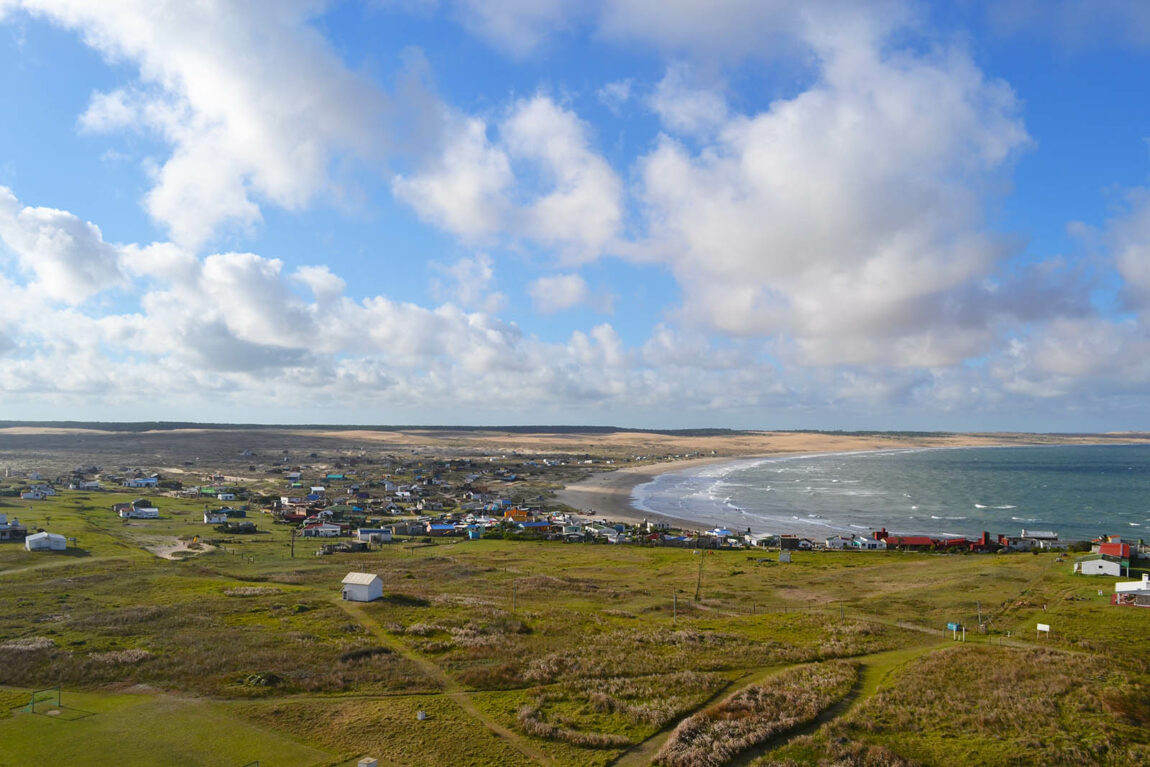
0;688;334;767
2;489;1148;765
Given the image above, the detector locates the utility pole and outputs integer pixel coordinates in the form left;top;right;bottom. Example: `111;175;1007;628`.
694;550;704;601
513;580;518;612
977;601;983;625
673;592;677;623
290;528;297;559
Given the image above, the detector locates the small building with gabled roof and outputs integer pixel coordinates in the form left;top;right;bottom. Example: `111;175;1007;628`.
341;572;383;602
1074;554;1123;577
25;531;66;551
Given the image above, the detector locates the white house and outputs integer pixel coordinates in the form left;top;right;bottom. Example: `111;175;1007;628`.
25;531;66;551
357;528;392;543
119;506;159;519
20;491;44;501
1074;555;1123;576
123;477;159;488
216;492;236;501
341;572;383;602
302;522;342;538
69;481;100;491
204;510;229;524
851;537;887;551
825;535;853;550
1116;573;1150;595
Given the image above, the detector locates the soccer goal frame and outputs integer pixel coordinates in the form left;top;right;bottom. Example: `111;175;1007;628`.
27;686;60;713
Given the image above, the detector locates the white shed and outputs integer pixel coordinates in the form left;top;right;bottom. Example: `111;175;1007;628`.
342;572;383;602
1074;555;1122;576
25;531;66;551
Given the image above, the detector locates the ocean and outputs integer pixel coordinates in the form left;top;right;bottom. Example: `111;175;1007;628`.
630;444;1150;542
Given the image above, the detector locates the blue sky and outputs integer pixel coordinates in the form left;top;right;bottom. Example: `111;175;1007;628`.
2;0;1150;431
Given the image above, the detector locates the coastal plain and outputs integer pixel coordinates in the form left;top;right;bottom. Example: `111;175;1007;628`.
0;425;1147;766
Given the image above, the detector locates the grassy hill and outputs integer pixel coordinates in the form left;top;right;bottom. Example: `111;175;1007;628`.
0;488;1147;766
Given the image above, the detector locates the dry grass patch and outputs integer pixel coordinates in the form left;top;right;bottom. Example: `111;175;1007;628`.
654;660;857;767
845;645;1150;766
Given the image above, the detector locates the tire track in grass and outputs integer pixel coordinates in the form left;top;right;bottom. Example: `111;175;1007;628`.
612;642;946;767
334;598;554;766
727;643;945;767
610;665;788;767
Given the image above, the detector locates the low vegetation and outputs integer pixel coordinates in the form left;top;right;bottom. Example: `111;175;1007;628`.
654;660;857;766
0;441;1147;767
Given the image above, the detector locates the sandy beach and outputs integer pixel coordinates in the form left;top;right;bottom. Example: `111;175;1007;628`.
552;457;733;529
551;430;1150;529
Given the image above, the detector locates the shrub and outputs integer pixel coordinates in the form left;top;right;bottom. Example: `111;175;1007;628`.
654;661;857;767
517;705;631;748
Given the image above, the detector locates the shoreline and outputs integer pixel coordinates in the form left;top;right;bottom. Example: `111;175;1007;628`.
552;456;738;530
552;437;1150;536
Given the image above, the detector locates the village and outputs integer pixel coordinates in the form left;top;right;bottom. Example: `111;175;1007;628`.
1;448;1147;609
1;429;1149;766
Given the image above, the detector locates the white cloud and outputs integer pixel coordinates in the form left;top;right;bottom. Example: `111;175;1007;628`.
17;0;387;249
395;95;622;260
502;96;622;260
0;186;124;303
393;114;512;240
597;79;633;113
449;0;583;57
1109;188;1150;311
529;273;589;313
648;64;730;137
430;253;506;313
635;10;1031;367
292;265;347;304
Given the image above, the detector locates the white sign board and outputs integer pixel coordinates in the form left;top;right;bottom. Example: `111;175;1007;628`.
1037;623;1050;633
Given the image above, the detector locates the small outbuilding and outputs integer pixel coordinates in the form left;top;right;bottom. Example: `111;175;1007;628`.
25;531;66;551
341;572;383;602
1074;554;1123;576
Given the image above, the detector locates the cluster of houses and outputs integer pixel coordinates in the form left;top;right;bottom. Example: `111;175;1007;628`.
702;527;1066;553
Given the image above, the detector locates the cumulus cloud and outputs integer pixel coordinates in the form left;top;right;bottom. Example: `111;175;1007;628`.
430;253;506;313
1108;188;1150;311
635;8;1032;367
0;186;124;303
648;64;730;137
502;96;623;260
15;0;387;249
395;95;622;260
529;273;588;313
393;114;512;240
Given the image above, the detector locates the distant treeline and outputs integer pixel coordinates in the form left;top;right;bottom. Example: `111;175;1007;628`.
780;429;956;438
0;421;748;437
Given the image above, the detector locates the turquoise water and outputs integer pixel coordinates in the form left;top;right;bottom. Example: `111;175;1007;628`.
631;444;1150;542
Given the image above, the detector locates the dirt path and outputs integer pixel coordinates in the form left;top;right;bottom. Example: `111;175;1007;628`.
611;641;946;767
334;598;554;766
611;665;788;767
0;554;128;578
